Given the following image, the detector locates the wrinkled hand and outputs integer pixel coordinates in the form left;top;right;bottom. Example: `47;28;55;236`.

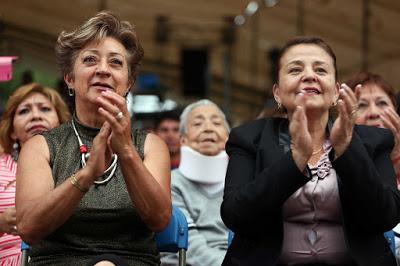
381;108;400;179
0;207;18;235
289;93;313;171
96;91;133;156
381;107;400;157
85;122;113;178
330;84;358;158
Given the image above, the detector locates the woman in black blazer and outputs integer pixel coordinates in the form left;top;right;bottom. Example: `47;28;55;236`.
221;36;400;266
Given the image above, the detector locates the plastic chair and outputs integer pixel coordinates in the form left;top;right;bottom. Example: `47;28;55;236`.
21;205;188;266
384;230;396;255
20;241;29;266
156;205;189;266
227;230;234;247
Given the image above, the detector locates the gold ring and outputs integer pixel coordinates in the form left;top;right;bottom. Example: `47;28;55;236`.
350;108;357;118
115;111;124;121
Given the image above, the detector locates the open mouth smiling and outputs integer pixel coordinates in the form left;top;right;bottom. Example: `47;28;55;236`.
301;87;321;94
92;82;114;91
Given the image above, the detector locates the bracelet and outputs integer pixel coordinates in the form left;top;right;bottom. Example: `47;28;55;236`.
70;174;89;193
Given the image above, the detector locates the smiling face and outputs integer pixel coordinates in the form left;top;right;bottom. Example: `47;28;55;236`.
355;83;396;128
12;92;60;146
66;37;131;111
273;44;339;116
181;105;228;156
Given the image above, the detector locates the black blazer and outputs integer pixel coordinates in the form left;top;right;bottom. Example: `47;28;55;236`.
221;118;400;266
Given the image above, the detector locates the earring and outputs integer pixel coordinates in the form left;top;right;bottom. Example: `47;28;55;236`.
277;102;282;109
332;100;338;107
11;142;19;161
68;87;75;97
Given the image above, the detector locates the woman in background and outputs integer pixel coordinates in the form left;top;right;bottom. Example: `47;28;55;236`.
0;83;70;265
347;72;400;262
346;72;400;189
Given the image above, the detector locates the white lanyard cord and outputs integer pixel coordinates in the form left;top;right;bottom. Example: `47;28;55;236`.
71;120;118;184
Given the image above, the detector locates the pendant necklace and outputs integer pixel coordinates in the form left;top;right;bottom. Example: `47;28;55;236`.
71;119;118;184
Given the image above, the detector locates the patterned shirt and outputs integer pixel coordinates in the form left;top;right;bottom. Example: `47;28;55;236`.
0;154;21;266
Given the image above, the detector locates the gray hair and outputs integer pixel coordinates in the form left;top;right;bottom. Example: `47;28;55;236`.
179;99;230;135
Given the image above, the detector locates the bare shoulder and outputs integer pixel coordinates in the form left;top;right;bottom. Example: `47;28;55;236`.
17;134;55;201
143;132;169;156
19;135;50;162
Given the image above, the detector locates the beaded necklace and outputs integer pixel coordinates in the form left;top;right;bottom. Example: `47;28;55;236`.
71;119;118;184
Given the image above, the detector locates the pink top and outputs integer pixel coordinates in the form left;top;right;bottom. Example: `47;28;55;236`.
0;154;21;266
278;141;353;265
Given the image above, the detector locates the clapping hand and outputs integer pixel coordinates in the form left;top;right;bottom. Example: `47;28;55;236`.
289;92;313;171
96;91;133;156
330;83;358;158
85;122;113;179
0;207;18;236
381;107;400;185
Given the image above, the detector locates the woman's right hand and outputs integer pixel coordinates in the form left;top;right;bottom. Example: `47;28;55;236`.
84;122;113;179
0;207;18;235
289;93;313;171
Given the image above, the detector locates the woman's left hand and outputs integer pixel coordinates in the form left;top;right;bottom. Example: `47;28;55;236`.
381;107;400;157
381;108;400;186
330;84;358;158
96;91;133;155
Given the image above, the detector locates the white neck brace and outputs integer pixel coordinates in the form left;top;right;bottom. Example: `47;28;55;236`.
178;146;228;185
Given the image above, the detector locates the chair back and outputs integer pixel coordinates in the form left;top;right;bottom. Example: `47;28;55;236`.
384;230;396;255
156;205;188;252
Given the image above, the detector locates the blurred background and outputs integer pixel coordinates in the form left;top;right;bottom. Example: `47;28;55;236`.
0;0;399;126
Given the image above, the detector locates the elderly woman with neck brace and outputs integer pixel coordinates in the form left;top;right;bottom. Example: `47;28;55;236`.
162;99;230;266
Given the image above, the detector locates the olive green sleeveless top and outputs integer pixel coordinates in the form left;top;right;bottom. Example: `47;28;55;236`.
29;117;159;266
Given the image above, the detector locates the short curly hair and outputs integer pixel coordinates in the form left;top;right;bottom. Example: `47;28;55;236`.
55;11;144;86
0;83;71;154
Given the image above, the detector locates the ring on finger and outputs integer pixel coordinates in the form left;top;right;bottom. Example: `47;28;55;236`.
115;111;124;121
350;108;358;118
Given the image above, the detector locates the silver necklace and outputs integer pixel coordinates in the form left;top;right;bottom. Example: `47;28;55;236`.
71;120;118;184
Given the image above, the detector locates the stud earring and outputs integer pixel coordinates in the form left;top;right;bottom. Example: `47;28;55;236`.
68;87;75;97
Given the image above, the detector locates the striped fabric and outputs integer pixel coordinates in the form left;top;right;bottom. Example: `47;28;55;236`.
0;154;21;266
